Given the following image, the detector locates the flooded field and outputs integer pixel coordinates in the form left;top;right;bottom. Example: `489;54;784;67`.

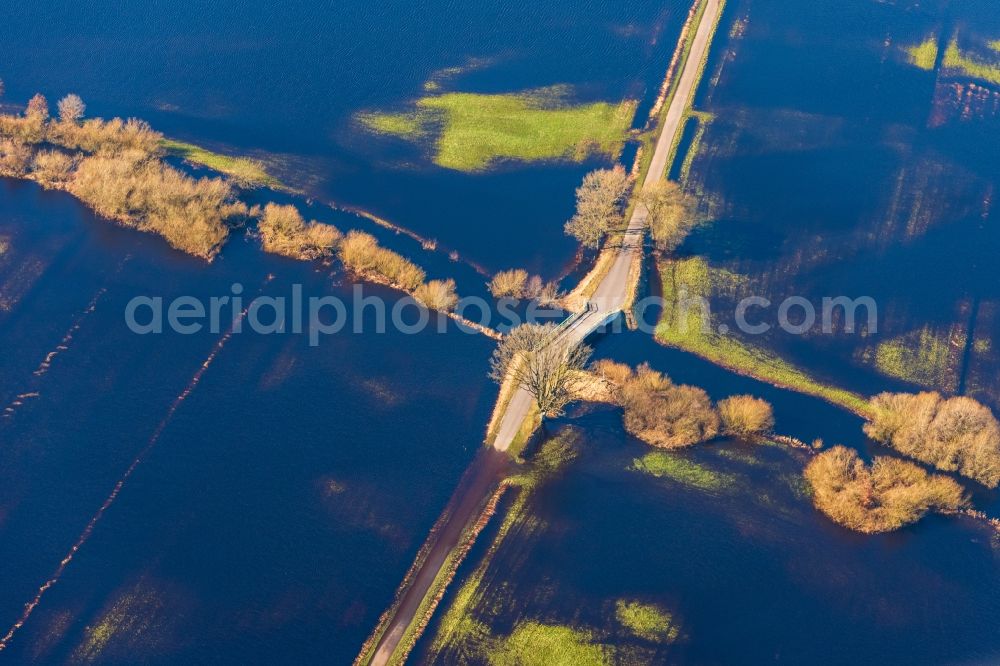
1;0;999;662
675;0;1000;409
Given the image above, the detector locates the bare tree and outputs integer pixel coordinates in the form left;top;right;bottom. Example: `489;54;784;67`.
57;94;86;124
639;179;697;252
25;93;49;121
489;323;552;382
564;166;631;249
490;323;592;417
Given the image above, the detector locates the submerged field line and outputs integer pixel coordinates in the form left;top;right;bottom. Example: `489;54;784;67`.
0;276;270;653
2;257;130;422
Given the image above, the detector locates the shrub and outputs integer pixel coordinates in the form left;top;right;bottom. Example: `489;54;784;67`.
20;94;49;143
31;149;77;187
622;380;720;448
338;231;426;292
594;362;720;448
257;203;340;260
863;392;1000;488
0;138;33;177
49;117;162;155
804;446;966;533
413;278;458;311
528;276;561;306
489;268;529;298
591;359;634;386
70;152;243;258
718;395;775;438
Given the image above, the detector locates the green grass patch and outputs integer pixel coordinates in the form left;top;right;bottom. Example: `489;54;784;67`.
487;621;609;666
358;86;637;172
615;600;680;643
906;37;939;70
677;111;714;184
631;451;732;491
161;139;281;188
943;38;1000;85
863;324;963;391
655;258;870;415
357;111;428;139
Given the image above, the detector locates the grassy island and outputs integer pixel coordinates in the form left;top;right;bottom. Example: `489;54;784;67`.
359;86;636;172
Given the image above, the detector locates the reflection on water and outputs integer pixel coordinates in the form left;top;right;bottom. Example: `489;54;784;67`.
0;181;495;662
0;0;692;276
1;0;999;661
421;414;1000;664
681;0;1000;410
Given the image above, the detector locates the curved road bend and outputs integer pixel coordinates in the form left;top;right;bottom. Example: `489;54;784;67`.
364;0;724;662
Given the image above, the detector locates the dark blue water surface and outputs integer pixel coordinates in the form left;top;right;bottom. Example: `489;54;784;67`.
420;416;1000;665
0;180;498;662
0;0;690;276
1;0;999;663
682;0;1000;408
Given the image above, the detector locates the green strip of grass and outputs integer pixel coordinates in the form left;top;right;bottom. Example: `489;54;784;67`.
488;622;609;666
161;139;282;188
942;38;1000;85
655;258;871;415
359;87;637;172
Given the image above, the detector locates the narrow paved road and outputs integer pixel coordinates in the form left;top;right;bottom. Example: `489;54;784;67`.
363;0;724;661
494;0;723;452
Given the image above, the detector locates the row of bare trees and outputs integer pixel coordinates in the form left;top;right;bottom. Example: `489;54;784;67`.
562;165;699;252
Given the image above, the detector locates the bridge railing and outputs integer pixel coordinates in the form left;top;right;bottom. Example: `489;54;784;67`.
547;301;599;343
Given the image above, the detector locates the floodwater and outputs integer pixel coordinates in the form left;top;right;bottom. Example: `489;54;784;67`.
1;0;999;663
0;0;693;661
0;179;498;662
0;0;690;277
680;0;1000;409
413;0;1000;661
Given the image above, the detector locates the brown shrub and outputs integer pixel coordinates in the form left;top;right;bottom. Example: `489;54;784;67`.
864;392;1000;488
489;268;529;298
621;378;720;448
338;231;426;292
49;117;162;155
31;150;77;187
718;395;775;438
0;114;46;144
257;203;340;260
0;138;33;177
804;446;967;533
413;278;459;311
70;152;242;258
591;359;634;386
